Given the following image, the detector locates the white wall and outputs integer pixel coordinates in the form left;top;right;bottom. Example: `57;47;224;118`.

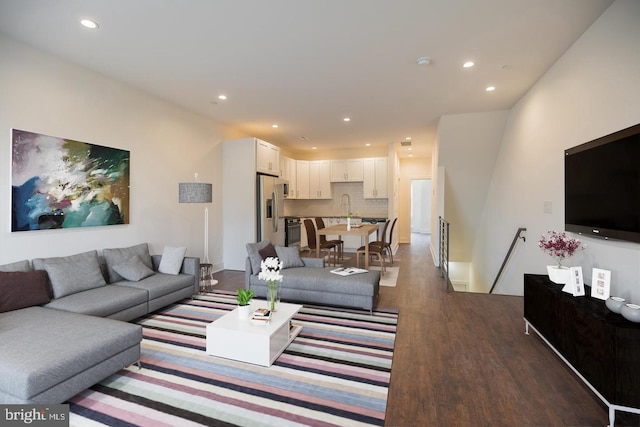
0;35;225;269
437;111;509;261
473;0;640;299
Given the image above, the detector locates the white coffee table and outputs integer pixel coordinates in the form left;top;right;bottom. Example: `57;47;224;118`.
205;300;303;367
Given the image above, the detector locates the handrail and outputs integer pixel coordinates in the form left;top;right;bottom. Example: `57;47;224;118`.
489;227;527;294
438;216;452;293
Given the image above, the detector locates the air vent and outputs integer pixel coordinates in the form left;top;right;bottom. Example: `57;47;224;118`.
400;140;412;147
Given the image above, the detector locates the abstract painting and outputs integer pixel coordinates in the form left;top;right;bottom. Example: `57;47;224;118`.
11;129;130;232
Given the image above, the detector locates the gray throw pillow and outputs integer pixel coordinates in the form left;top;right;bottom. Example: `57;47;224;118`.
112;255;156;282
246;240;270;274
103;243;153;283
0;260;31;272
275;246;304;269
38;251;107;298
158;246;187;275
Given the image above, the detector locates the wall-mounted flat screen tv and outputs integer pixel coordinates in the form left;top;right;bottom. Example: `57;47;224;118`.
565;123;640;244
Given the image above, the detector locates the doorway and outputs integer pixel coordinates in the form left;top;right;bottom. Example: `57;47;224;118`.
411;179;432;234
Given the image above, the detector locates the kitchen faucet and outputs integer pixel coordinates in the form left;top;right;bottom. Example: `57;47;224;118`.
341;193;351;216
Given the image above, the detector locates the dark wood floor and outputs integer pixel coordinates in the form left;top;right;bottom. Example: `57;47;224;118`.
211;234;631;427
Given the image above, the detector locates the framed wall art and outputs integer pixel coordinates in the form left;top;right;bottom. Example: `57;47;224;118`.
11;129;130;232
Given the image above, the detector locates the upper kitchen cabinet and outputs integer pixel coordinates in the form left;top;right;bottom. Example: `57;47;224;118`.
295;160;310;199
330;159;364;182
363;157;388;198
256;139;280;176
281;156;297;198
309;160;332;199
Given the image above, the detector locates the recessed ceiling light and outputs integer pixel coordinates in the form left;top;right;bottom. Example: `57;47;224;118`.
416;57;431;65
408;147;413;151
80;19;99;29
409;154;414;157
343;117;351;122
486;86;496;92
311;146;317;150
365;143;371;147
272;124;278;128
463;61;475;68
218;95;227;100
405;137;411;141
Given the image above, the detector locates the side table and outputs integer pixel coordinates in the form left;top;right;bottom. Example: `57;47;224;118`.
199;263;218;292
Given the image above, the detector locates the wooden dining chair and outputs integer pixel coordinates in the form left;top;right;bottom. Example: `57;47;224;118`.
356;219;390;275
303;219;337;265
315;217;344;261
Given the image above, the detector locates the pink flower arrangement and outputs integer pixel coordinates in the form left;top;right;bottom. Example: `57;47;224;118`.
538;230;585;267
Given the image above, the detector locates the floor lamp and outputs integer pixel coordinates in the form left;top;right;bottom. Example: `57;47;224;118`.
179;176;217;287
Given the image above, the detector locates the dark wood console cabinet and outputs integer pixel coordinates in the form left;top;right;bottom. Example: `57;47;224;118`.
524;274;640;426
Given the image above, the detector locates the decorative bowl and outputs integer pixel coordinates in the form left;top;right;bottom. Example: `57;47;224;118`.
606;296;626;314
620;303;640;323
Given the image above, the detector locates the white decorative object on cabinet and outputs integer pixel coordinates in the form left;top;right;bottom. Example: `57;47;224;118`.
256;139;280;176
295;160;310;199
330;159;364;182
363;157;388;198
309;160;331;199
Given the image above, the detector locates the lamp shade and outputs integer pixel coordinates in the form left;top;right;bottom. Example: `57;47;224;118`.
178;183;212;203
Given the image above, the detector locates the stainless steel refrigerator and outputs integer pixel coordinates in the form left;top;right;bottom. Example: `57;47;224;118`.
257;174;286;246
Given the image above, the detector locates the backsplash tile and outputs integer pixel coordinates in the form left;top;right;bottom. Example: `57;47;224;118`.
284;182;388;218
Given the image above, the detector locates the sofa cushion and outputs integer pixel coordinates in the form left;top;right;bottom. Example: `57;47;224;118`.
275;246;304;269
116;273;194;300
112;255;156;282
44;284;148;318
158;246;187;275
246;240;270;274
0;271;51;313
103;243;154;283
0;306;141;401
33;250;106;299
0;260;31;272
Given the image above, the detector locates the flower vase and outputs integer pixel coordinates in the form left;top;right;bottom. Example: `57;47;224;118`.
268;281;280;312
547;265;570;285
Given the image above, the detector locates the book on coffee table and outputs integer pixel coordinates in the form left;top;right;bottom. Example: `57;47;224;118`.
330;267;368;276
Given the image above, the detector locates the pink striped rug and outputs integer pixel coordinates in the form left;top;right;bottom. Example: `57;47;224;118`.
68;292;398;426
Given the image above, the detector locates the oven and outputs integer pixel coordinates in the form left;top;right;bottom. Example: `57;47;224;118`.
285;218;301;247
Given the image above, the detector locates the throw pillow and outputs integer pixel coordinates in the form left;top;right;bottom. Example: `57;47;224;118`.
103;243;154;283
275;246;304;269
258;243;278;260
246;240;270;274
112;255;156;282
0;259;31;272
0;270;51;313
40;251;107;299
158;246;187;275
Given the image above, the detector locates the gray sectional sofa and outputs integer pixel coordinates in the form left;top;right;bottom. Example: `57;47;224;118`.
245;240;380;312
0;243;199;404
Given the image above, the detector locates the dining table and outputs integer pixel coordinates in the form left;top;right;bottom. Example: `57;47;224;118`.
316;223;379;268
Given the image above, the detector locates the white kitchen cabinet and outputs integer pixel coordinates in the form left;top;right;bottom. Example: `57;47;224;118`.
330;159;364;182
295;160;310;199
256;139;280;176
281;156;297;198
363;157;388;198
309;160;332;199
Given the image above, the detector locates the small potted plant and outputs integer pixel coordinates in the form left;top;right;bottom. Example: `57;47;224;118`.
236;288;254;319
538;230;585;284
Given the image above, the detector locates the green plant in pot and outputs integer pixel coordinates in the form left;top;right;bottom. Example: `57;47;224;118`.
236;288;254;319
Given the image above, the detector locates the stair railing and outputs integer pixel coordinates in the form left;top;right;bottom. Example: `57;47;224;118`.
489;227;527;294
438;216;452;293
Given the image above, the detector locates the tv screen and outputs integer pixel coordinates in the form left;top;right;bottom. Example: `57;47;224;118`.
565;123;640;244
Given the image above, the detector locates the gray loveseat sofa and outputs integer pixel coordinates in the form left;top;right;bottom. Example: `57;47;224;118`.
0;243;199;404
245;241;380;312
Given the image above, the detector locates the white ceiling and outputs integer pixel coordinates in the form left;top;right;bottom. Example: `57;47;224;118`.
0;0;613;158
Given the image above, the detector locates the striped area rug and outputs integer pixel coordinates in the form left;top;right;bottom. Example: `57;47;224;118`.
68;292;398;426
